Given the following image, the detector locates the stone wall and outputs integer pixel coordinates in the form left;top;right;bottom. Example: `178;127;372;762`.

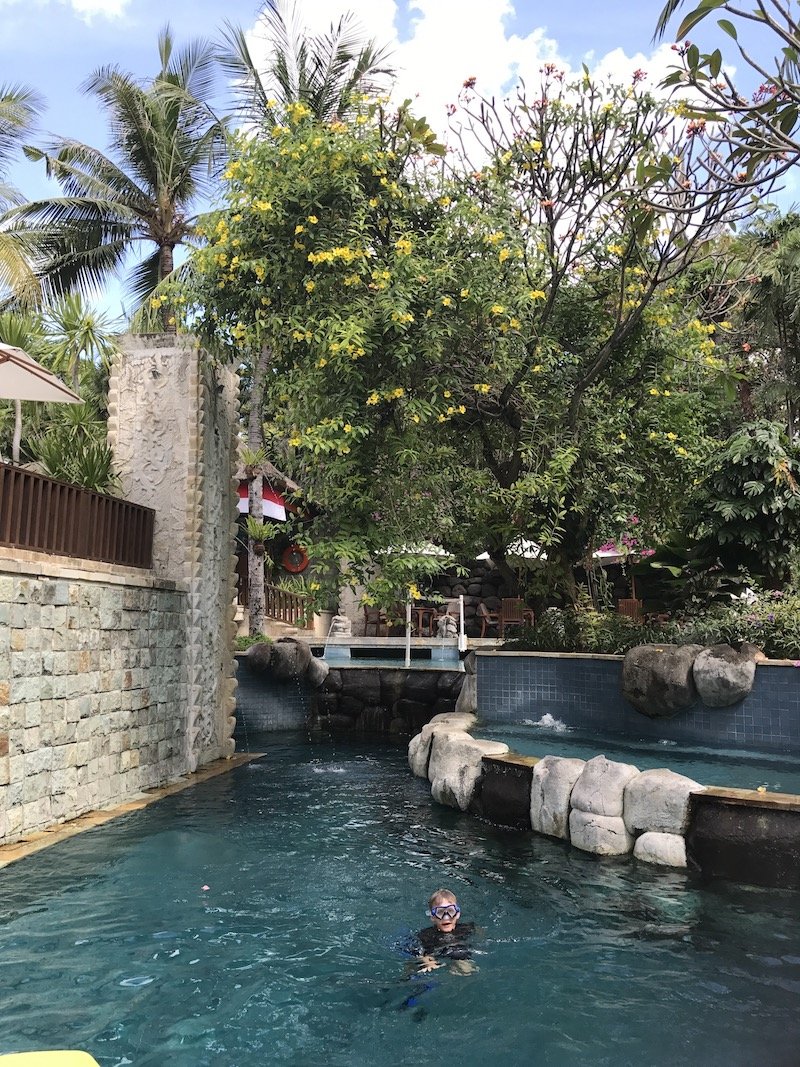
432;560;513;637
0;335;240;847
0;551;188;842
108;335;240;771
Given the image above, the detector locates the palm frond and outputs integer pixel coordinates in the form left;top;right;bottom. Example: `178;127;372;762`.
654;0;689;42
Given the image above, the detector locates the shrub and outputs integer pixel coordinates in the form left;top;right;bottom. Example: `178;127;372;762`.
234;633;272;652
503;590;800;659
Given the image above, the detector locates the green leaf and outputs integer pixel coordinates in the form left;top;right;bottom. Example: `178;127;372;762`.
717;18;737;40
709;48;722;79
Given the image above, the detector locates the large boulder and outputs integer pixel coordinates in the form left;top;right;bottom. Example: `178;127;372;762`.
569;809;635;856
245;641;273;673
455;672;478;715
304;655;330;689
623;768;703;835
530;755;586;840
428;730;509;811
270;637;313;679
570;755;640;818
622;644;704;718
633;831;687;868
693;644;758;708
407;714;477;778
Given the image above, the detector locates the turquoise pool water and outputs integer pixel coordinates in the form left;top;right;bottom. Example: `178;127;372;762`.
477;721;800;794
1;735;798;1066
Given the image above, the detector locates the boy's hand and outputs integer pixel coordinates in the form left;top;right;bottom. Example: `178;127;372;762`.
417;955;442;973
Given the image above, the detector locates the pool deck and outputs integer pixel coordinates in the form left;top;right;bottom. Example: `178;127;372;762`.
0;753;263;870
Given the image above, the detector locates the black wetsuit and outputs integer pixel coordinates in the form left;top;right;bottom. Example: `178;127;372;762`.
413;922;475;961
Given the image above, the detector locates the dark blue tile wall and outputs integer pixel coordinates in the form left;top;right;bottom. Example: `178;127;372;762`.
476;654;800;755
234;657;310;734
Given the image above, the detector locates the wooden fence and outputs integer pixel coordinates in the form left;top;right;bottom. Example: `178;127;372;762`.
0;462;154;569
264;582;313;628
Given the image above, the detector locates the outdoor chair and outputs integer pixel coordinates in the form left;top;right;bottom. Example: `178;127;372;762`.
363;606;387;636
617;598;643;622
498;597;535;638
477;602;500;637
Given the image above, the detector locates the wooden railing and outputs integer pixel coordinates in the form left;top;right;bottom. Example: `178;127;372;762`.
264;582;313;628
0;462;154;569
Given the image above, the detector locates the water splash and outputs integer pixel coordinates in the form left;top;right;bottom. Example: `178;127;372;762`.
523;713;569;732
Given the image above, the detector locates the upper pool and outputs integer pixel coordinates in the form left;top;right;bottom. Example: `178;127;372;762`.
477;719;800;794
1;735;798;1065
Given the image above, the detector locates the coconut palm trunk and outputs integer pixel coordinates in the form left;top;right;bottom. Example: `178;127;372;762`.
246;345;272;635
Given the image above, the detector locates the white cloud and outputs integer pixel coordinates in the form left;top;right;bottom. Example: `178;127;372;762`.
68;0;129;20
0;0;129;20
242;0;678;137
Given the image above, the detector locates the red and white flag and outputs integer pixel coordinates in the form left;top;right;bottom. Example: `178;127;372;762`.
237;483;287;521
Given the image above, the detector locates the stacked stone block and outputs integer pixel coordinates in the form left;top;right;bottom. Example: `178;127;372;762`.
0;565;188;843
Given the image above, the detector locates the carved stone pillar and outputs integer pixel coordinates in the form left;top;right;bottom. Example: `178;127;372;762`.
107;334;239;769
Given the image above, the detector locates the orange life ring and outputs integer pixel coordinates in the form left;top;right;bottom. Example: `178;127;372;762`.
281;544;309;573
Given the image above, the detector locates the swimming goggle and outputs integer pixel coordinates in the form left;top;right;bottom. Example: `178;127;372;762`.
429;904;461;921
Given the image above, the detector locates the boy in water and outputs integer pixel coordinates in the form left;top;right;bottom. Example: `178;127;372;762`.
413;888;476;975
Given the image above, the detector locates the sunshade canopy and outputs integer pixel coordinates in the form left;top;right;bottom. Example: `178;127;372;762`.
0;342;82;403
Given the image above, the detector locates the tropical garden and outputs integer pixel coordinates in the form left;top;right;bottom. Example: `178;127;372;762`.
4;0;800;656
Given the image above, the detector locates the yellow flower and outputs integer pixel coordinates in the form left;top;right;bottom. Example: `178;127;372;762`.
391;387;404;398
443;390;451;398
529;290;546;300
460;288;470;298
295;225;306;235
458;404;466;414
367;392;380;405
677;447;688;456
408;583;422;601
607;243;624;256
442;296;453;307
305;280;315;292
369;197;379;207
344;423;352;433
649;388;660;396
395;237;413;256
532;364;542;373
498;248;511;262
307;215;318;224
318;358;327;368
619;432;627;441
473;383;491;394
289;435;302;447
490;304;505;315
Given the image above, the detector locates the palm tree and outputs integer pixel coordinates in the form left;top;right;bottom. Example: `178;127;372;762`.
218;0;394;127
0;299;118;474
41;292;118;392
11;26;227;329
0;83;46;306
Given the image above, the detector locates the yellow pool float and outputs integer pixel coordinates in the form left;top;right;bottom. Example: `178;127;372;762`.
0;1055;99;1066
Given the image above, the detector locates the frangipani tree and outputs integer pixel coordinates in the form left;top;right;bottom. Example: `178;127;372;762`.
656;0;800;180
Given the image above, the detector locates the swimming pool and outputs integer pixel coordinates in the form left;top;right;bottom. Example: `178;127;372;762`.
1;735;798;1065
476;720;800;794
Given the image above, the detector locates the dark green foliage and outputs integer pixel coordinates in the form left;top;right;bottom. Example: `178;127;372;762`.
690;420;800;585
234;633;273;651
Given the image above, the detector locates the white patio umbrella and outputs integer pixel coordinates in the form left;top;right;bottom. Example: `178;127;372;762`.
0;342;81;403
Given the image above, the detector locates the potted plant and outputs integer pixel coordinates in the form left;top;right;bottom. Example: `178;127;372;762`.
245;515;271;556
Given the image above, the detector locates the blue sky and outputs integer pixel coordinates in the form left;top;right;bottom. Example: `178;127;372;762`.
0;0;773;317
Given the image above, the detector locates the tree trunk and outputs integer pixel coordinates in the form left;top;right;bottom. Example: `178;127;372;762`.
246;345;272;635
159;244;176;333
12;400;22;463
